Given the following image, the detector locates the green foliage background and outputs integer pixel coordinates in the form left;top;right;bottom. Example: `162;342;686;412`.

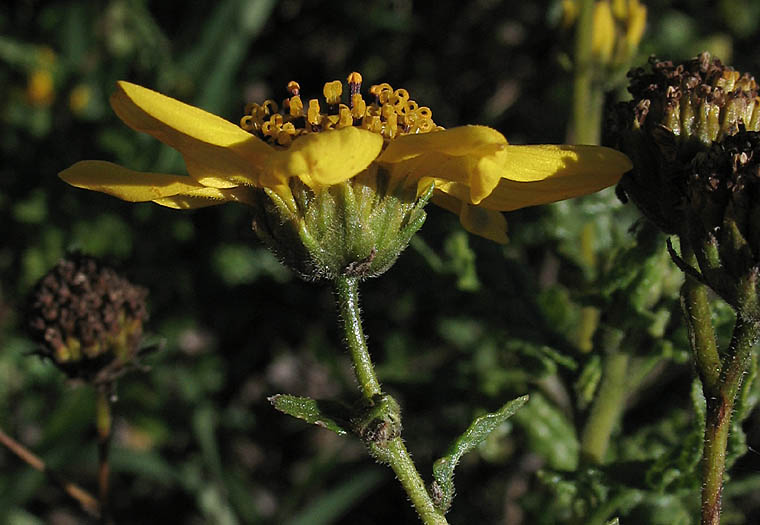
2;1;760;523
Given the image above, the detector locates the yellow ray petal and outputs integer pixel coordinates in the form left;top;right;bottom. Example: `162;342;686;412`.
153;191;239;209
431;192;509;244
388;152;503;205
110;81;273;188
500;144;631;182
377;125;507;164
478;169;622;211
266;126;383;187
59;160;217;201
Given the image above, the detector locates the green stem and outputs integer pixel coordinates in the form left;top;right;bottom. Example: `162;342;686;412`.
571;0;602;144
580;328;629;464
701;317;760;525
680;243;721;395
332;276;448;525
95;387;113;524
333;276;382;399
371;439;448;525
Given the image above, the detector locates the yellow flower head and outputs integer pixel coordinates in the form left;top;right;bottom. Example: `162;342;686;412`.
60;74;630;277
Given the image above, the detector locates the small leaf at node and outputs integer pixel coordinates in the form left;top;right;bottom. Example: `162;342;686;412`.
268;394;351;436
431;394;528;512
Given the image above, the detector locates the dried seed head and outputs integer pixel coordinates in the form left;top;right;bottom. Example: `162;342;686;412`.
26;253;148;381
607;52;760;233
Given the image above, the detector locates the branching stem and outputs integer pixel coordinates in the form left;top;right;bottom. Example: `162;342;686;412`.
333;276;448;525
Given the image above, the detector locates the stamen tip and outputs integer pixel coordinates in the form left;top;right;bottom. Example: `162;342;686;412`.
347;72;362;85
287;81;300;96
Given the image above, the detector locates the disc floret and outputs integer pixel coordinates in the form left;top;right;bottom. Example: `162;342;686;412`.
240;72;441;148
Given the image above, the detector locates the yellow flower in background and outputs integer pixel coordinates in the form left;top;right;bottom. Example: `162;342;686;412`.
69;84;93;116
564;0;647;68
26;69;55;107
26;47;58;107
60;74;630;247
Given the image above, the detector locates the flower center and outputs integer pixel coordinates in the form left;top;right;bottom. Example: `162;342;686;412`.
240;72;441;147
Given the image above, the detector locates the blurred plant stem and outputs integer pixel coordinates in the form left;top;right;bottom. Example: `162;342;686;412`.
580;328;628;464
572;7;624;464
678;240;760;525
95;386;113;524
571;0;602;145
333;276;448;525
0;425;100;518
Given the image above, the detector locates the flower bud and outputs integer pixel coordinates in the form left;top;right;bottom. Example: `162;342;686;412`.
26;254;148;381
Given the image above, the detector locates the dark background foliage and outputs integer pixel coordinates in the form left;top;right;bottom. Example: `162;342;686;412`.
2;1;760;523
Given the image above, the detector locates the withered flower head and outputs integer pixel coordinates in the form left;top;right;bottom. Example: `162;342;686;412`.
687;130;760;319
608;52;760;233
26;254;148;381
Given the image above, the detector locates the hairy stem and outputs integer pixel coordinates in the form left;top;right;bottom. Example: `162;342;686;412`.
701;317;760;525
680;244;721;395
333;276;447;525
333;276;381;399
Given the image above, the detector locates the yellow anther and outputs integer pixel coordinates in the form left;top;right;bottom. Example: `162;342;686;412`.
288;95;303;117
323;80;343;105
393;88;409;103
362;114;381;133
351;93;366;119
416;119;435;133
263;99;278;115
384;112;398;139
347;72;363;86
337;105;353;128
416;107;433;119
240;71;437;145
240;115;254;131
369;83;392;104
373;83;393;104
307;99;322;125
347;72;363;96
401;100;419;115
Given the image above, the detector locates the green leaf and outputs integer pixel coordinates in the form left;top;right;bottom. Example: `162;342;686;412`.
268;394;351;436
431;394;528;512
